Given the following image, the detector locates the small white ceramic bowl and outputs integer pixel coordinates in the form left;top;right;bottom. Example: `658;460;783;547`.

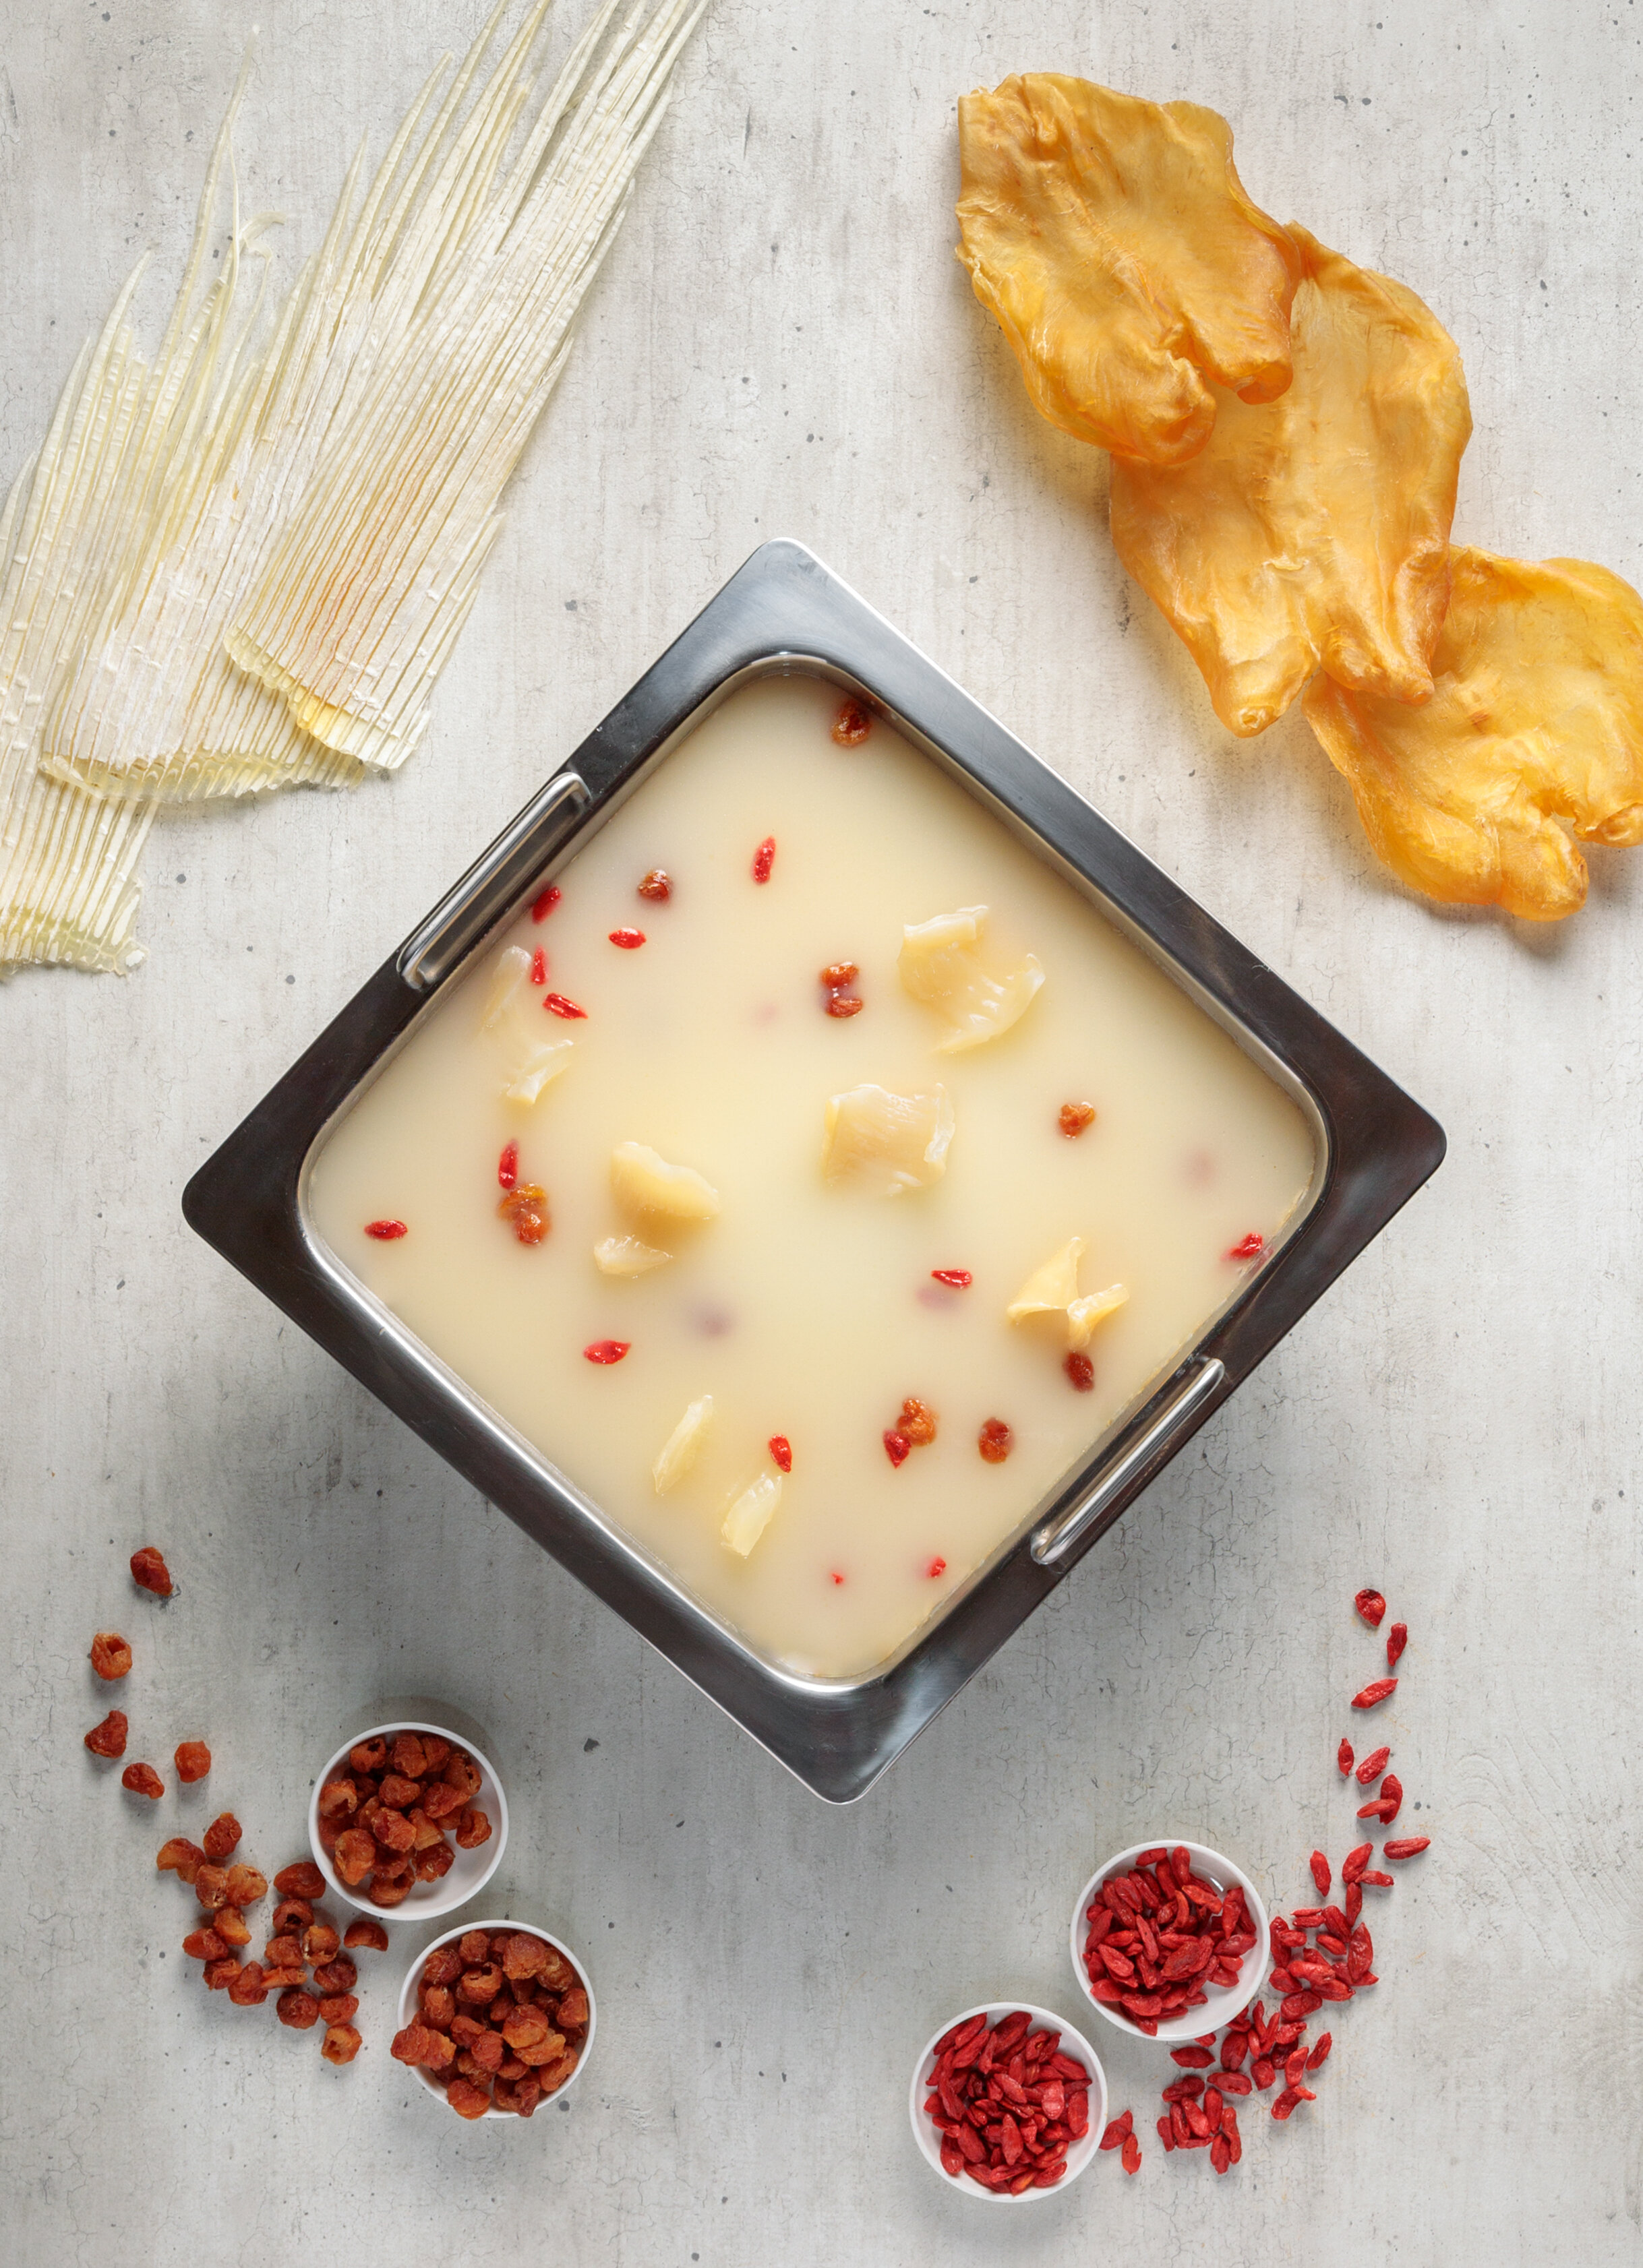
1070;1839;1269;2046
907;2002;1106;2203
397;1918;596;2120
307;1719;508;1922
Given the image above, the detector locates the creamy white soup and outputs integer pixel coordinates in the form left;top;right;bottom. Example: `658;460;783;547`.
307;674;1316;1676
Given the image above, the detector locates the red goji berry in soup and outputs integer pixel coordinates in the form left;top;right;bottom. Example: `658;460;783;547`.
364;1219;408;1239
930;1268;972;1288
831;698;873;745
498;1140;518;1191
1058;1101;1096;1138
883;1430;911;1468
978;1419;1013;1463
582;1340;630;1365
637;869;671;902
767;1436;792;1473
751;835;776;883
499;1185;549;1244
1064;1351;1095;1390
1226;1231;1264;1260
530;884;561;921
542;992;586;1020
609;928;646;949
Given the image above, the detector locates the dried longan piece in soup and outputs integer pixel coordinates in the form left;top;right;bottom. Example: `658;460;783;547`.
957;75;1299;467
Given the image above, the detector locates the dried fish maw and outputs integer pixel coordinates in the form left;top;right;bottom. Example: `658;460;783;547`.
1110;226;1470;734
1303;548;1643;921
956;75;1298;467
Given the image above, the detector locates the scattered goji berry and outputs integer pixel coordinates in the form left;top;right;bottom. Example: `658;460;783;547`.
174;1740;211;1782
609;928;646;948
1351;1678;1398;1709
978;1417;1013;1464
1063;1351;1096;1392
831;697;872;745
322;2021;362;2065
768;1436;792;1473
1385;1620;1408;1668
1377;1774;1404;1824
498;1140;518;1190
1058;1102;1096;1138
1354;1588;1386;1627
1382;1837;1430;1860
84;1709;127;1757
1337;1738;1354;1776
883;1430;911;1467
751;836;776;883
542;991;586;1019
90;1631;131;1680
829;1571;845;1586
529;947;547;985
638;869;671;901
1226;1232;1264;1260
130;1545;174;1597
530;884;561;921
1354;1744;1390;1786
930;1268;972;1288
923;2011;1088;2188
1342;1843;1373;1885
1309;1851;1330;1897
1121;2131;1141;2174
122;1762;163;1798
582;1339;630;1364
364;1219;408;1239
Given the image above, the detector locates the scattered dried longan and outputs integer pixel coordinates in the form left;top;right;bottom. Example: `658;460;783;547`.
272;1860;326;1899
277;1989;320;2030
157;1836;204;1880
322;2023;362;2066
202;1812;243;1861
85;1709;128;1758
90;1632;132;1680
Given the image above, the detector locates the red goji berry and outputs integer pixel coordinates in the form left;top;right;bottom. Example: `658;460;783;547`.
1356;1796;1396;1822
831;698;873;746
1098;2114;1130;2150
751;836;775;884
1337;1738;1354;1776
1309;1851;1331;1897
609;928;646;949
930;1268;972;1288
531;884;561;921
1352;1678;1398;1709
977;1417;1013;1464
1354;1587;1387;1627
1210;2132;1231;2174
638;869;671;902
1354;1744;1390;1785
1306;2032;1332;2070
768;1436;792;1473
830;1571;845;1586
364;1219;407;1239
543;991;586;1019
1226;1231;1264;1260
1383;1837;1430;1860
1064;1351;1096;1391
1058;1102;1096;1138
582;1341;630;1365
1121;2131;1141;2175
498;1140;518;1191
1379;1774;1404;1823
529;947;547;985
1342;1843;1373;1884
1386;1620;1408;1668
883;1430;911;1467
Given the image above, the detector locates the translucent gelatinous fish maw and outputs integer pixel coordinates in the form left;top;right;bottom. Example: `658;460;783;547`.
595;1235;674;1278
898;905;1044;1053
502;1032;573;1105
1067;1284;1130;1347
1007;1237;1129;1347
956;74;1299;467
611;1142;721;1221
821;1084;955;1196
653;1396;713;1494
1303;547;1643;921
479;945;531;1031
721;1470;782;1557
1109;226;1471;736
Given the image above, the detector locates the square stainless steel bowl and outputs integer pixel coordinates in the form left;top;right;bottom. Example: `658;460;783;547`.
183;540;1443;1804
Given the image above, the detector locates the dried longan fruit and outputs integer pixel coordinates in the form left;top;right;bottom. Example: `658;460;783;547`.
214;1907;251;1949
421;1780;465;1821
312;1957;357;1996
272;1860;326;1899
129;1546;174;1597
390;1732;429;1779
446;2077;491;2120
174;1741;211;1783
454;1806;491;1850
183;1928;227;1961
370;1808;415;1853
342;1916;389;1953
390;2022;439;2066
157;1836;204;1880
301;1923;340;1963
321;2022;362;2066
367;1874;413;1908
556;1986;590;2030
204;1957;243;1990
317;1777;359;1820
318;1993;359;2025
421;1985;456;2029
262;1933;303;1969
90;1632;132;1680
84;1710;128;1758
227;1962;269;2006
202;1812;243;1861
348;1738;388;1775
457;1963;502;2004
276;1989;320;2030
416;1843;455;1883
122;1762;164;1798
193;1864;230;1910
419;1734;451;1772
223;1864;267;1907
332;1828;376;1888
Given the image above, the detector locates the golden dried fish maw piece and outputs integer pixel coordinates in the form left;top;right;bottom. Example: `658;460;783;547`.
1303;548;1643;921
1110;226;1471;735
956;75;1299;467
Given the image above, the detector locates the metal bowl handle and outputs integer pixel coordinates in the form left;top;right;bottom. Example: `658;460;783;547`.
397;769;591;993
1029;1356;1226;1566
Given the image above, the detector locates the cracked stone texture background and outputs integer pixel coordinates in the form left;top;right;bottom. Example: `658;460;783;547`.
3;1;1640;2261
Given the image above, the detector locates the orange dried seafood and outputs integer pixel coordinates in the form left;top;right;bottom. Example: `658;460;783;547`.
1303;548;1643;919
1109;225;1471;735
956;75;1298;467
1112;228;1470;735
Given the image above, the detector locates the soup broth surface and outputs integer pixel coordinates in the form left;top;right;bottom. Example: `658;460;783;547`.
307;675;1317;1676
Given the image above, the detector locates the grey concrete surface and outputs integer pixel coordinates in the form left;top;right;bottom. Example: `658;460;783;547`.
3;1;1640;2261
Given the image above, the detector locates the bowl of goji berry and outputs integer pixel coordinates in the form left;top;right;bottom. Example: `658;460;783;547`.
307;1719;508;1923
909;2002;1106;2201
394;1918;595;2119
1071;1839;1267;2045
